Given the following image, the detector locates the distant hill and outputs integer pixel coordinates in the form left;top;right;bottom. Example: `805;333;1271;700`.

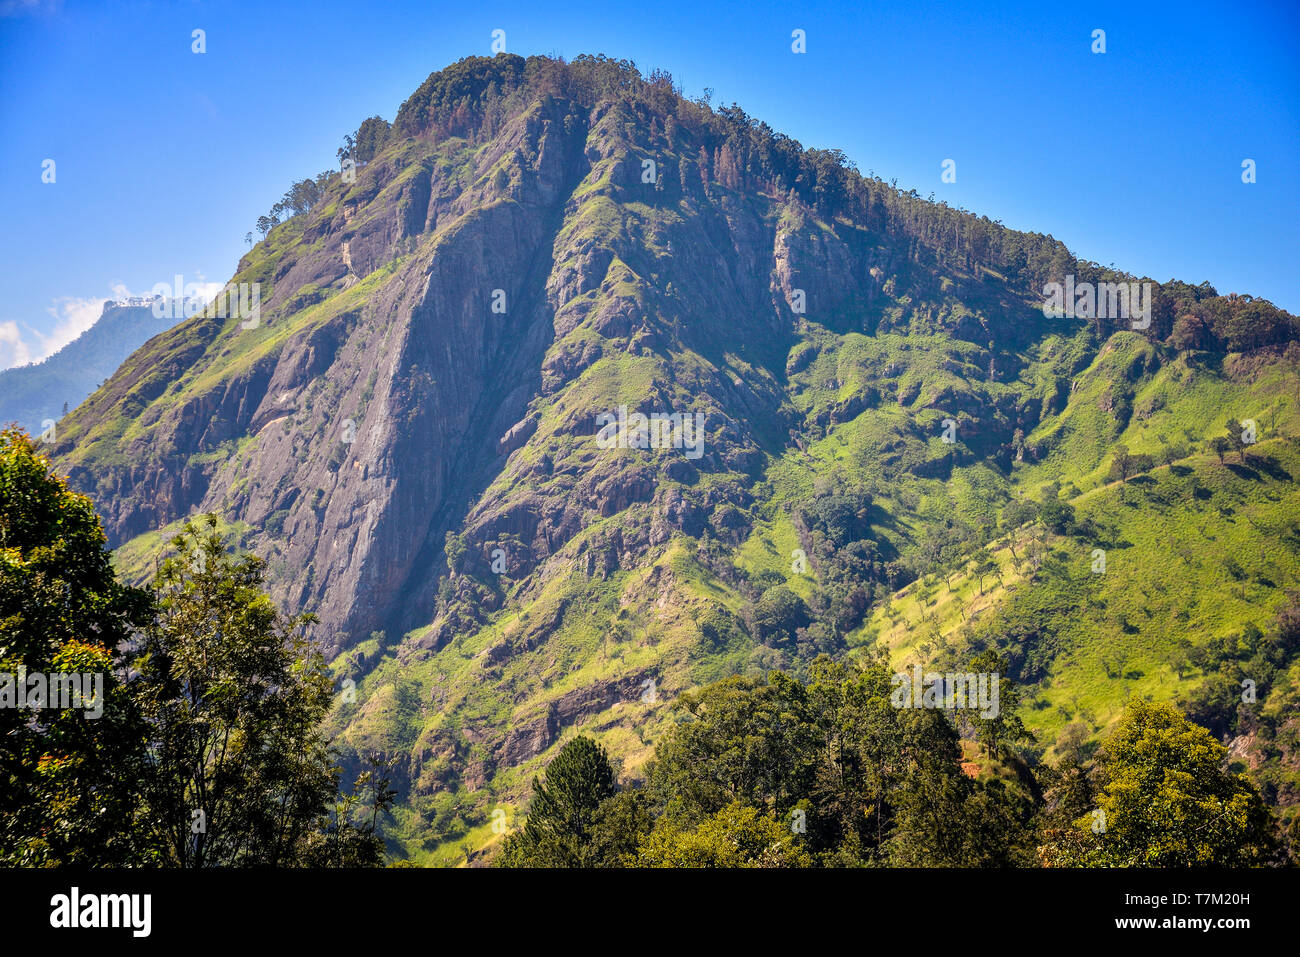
0;301;178;436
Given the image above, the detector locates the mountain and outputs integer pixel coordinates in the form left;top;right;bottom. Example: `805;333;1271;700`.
0;301;178;436
50;54;1300;862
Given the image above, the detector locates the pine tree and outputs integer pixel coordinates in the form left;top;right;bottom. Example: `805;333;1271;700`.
500;736;618;866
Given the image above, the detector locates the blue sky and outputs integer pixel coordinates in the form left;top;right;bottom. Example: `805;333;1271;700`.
1;0;1297;368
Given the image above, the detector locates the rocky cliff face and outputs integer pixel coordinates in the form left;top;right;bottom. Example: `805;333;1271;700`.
59;89;595;654
55;58;1032;654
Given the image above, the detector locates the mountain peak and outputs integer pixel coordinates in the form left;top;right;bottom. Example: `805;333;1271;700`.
47;55;1300;857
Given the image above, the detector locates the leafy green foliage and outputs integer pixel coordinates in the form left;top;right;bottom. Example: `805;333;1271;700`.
0;428;151;865
131;516;343;865
504;659;1040;867
499;736;623;867
0;432;392;866
256;170;334;237
338;115;392;165
1039;701;1276;866
503;664;1276;868
749;586;810;647
639;802;811;867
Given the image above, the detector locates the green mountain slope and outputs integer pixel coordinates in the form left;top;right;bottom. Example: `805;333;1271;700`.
46;54;1300;862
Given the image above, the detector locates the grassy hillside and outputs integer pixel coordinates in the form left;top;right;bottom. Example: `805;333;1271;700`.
45;55;1297;863
329;317;1300;862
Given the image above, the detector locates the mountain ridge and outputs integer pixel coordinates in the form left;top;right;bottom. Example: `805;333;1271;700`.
46;53;1300;861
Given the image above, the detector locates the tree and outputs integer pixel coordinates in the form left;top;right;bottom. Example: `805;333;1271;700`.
295;754;396;867
696;144;711;189
586;789;654;867
638;802;811;867
804;657;955;863
499;736;619;867
890;767;1033;867
1224;417;1249;464
968;649;1033;758
1169;314;1212;352
1038;495;1075;535
647;673;819;821
0;428;153;866
1034;728;1097;865
715;142;741;190
971;551;999;595
353;116;391;164
750;585;810;646
0;436;387;867
132;516;346;866
1109;444;1135;484
1040;700;1276;866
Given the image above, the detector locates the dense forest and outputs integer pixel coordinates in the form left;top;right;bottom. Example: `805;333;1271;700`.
499;664;1288;867
0;429;391;866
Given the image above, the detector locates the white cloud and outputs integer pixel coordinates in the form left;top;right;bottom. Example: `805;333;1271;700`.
1;290;116;371
0;300;102;371
0;275;230;372
188;277;226;305
0;320;36;369
38;294;110;356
